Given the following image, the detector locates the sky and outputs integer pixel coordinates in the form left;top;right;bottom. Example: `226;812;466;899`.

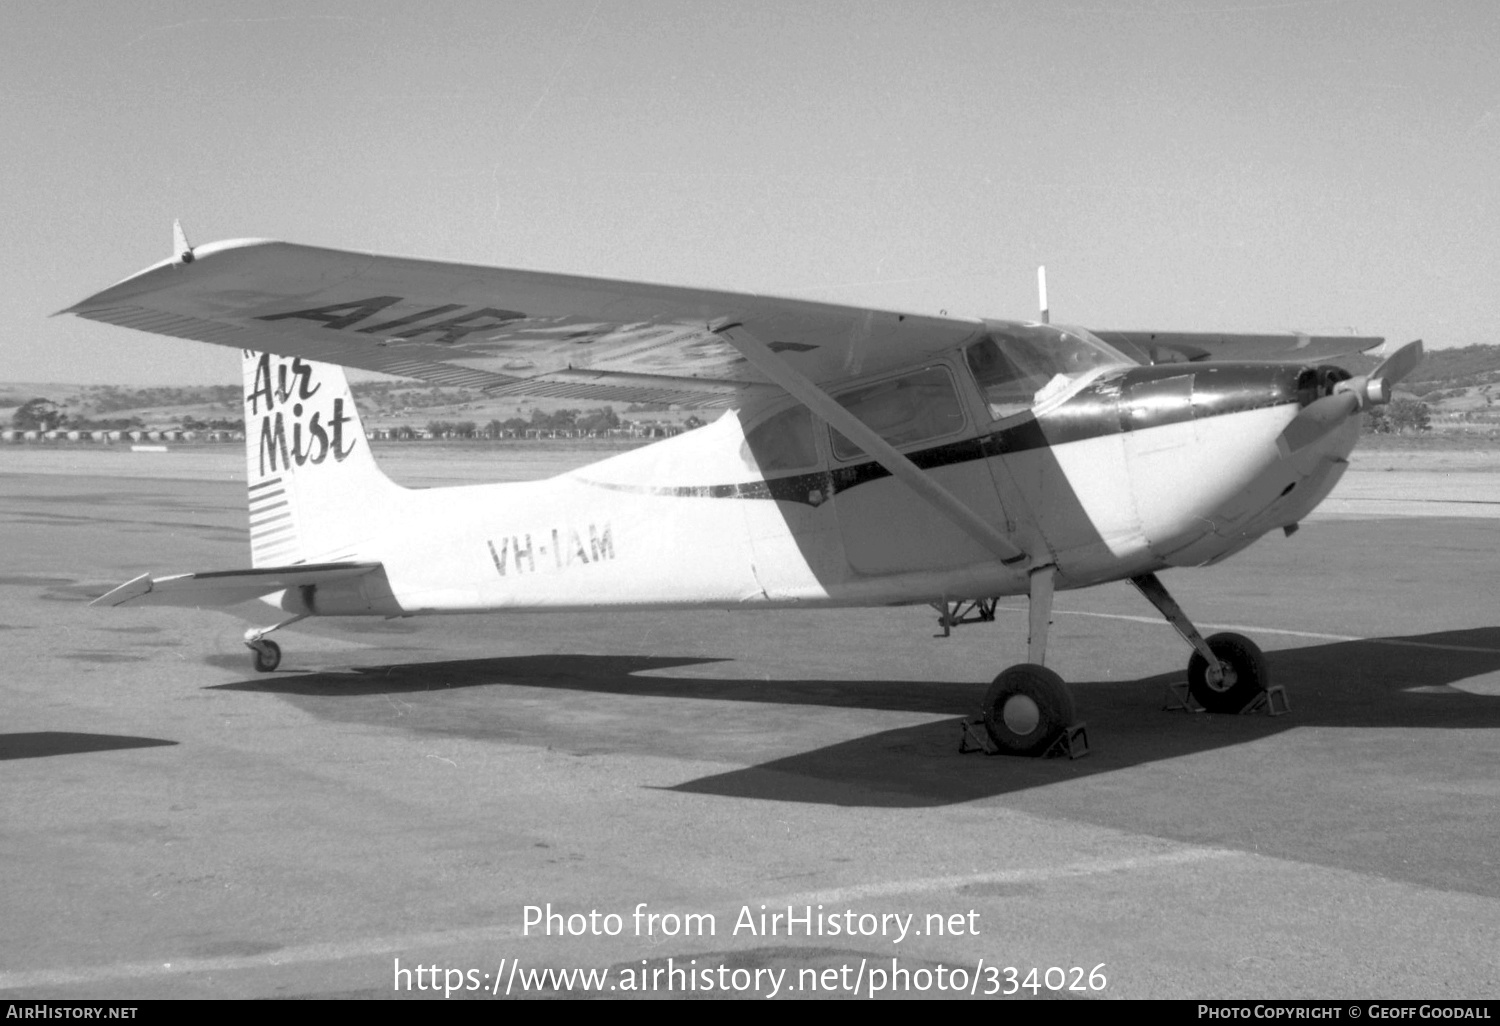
3;0;1498;385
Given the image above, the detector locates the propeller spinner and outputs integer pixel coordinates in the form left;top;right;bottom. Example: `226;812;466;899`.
1278;339;1424;455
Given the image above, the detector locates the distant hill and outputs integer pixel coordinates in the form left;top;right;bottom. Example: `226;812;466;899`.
1401;343;1500;386
1363;344;1500;415
84;383;242;415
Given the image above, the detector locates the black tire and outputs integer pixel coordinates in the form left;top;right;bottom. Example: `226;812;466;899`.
981;664;1075;757
251;639;281;673
1186;632;1267;713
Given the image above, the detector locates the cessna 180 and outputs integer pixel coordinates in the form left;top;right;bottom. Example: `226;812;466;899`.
68;226;1422;756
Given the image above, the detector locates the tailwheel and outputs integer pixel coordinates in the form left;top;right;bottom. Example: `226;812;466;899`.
1186;632;1267;713
242;613;308;674
248;639;282;673
982;664;1076;757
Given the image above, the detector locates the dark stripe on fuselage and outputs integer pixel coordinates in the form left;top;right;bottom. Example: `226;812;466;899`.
581;362;1333;508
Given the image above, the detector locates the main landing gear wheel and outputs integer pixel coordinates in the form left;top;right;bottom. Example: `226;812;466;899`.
249;639;281;673
1186;632;1267;713
981;664;1076;757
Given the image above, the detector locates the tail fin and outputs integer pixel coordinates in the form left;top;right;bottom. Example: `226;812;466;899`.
241;350;401;567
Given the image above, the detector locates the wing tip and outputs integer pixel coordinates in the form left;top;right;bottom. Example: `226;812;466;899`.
59;237;284;316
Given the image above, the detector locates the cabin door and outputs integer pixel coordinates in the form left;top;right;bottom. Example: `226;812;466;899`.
828;365;1011;576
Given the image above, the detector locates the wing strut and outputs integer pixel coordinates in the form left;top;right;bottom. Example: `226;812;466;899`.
710;319;1030;568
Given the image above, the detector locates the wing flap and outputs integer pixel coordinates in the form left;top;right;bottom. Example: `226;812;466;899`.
92;561;382;608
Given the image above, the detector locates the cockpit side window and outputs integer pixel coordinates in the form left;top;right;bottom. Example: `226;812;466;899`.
966;325;1131;421
829;365;965;461
740;404;819;475
965;339;1038;420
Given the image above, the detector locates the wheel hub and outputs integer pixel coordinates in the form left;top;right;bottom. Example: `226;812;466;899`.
1001;695;1041;736
1204;662;1238;692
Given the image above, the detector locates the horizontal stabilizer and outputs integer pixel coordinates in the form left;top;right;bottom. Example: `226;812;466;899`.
91;561;382;608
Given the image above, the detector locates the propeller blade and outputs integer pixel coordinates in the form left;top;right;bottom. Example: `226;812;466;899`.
1333;338;1425;408
1276;392;1360;457
1371;338;1423;387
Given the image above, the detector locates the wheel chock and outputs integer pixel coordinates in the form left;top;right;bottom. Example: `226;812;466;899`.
958;717;1089;759
958;716;998;755
1240;685;1290;716
1163;680;1204;712
1042;722;1089;760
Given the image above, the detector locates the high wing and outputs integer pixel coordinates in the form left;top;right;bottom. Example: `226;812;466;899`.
63;236;1384;399
62;238;990;408
1093;330;1384;365
91;562;382;608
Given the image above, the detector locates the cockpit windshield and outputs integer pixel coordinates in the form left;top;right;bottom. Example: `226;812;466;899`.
965;323;1134;421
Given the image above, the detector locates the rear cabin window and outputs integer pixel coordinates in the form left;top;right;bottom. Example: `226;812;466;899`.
740;404;819;474
829;366;965;461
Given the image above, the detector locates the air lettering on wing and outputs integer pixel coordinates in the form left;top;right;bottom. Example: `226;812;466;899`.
356;304;466;335
257;296;403;330
255;297;527;344
385;307;526;345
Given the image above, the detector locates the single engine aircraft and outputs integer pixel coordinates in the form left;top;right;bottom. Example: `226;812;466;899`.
68;225;1423;756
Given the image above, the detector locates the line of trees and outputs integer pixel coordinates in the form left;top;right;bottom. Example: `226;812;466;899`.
426;407;625;438
9;397;246;433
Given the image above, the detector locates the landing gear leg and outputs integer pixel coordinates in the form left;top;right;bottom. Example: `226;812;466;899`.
243;613;310;673
1026;562;1055;666
963;565;1087;758
1129;573;1269;713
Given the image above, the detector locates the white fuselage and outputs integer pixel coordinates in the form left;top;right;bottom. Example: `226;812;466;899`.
287;388;1358;619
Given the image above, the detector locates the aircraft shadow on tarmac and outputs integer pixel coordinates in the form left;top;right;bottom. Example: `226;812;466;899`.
209;627;1500;808
0;731;177;761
